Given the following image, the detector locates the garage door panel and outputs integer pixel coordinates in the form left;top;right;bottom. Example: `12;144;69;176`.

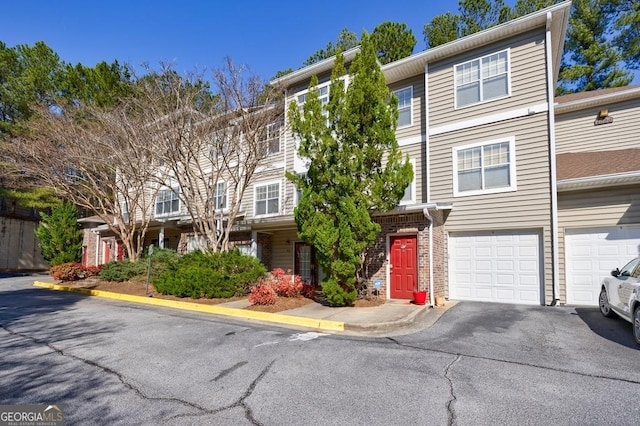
519;260;538;271
450;231;541;305
565;226;640;306
476;287;492;299
496;274;514;285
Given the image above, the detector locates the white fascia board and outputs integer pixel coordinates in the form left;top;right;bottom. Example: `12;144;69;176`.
557;172;640;192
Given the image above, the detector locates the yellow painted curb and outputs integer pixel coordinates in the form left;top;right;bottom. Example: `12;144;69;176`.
33;281;344;332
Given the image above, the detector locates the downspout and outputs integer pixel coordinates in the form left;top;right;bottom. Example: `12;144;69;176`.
283;88;288;214
424;64;434;307
423;208;434;307
546;11;561;305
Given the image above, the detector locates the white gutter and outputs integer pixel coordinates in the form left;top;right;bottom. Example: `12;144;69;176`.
557;171;640;191
546;12;560;306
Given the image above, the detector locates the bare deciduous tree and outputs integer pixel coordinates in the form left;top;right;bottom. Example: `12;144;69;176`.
138;60;284;252
7;101;164;262
7;59;284;259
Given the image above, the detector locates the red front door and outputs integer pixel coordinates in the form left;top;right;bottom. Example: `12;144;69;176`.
390;235;417;299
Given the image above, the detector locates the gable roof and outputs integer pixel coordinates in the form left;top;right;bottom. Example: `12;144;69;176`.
271;1;571;88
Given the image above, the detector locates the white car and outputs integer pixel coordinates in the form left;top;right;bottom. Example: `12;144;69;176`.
599;257;640;345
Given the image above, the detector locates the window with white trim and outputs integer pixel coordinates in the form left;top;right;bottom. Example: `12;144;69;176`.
155;187;180;216
453;138;516;196
455;50;510;108
214;181;227;210
294;173;307;206
400;159;416;205
261;122;281;155
255;182;280;216
394;87;413;127
297;84;329;108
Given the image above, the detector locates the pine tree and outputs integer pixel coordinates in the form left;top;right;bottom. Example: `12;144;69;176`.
288;33;413;306
35;201;83;266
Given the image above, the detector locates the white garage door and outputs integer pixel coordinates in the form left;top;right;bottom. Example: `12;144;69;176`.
565;226;640;306
449;232;541;305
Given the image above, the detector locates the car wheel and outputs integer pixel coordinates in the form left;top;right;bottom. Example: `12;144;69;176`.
599;288;614;318
634;306;640;346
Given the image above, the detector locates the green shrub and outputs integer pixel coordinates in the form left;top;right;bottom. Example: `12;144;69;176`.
36;202;83;266
322;277;357;307
145;248;180;279
153;249;266;299
99;260;146;282
98;248;179;282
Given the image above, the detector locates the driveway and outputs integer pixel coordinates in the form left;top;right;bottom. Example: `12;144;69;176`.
1;276;639;425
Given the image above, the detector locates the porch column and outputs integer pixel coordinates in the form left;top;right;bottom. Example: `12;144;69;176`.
159;225;165;249
251;231;258;258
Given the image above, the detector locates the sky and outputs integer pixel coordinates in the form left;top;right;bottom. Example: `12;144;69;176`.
0;0;483;81
2;1;637;84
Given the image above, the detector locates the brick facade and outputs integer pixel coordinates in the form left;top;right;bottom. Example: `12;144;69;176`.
362;211;447;301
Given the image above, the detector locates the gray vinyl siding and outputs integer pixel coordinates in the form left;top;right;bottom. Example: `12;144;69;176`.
557;186;640;303
242;173;289;220
430;113;554;303
270;228;298;272
428;29;548;128
399;142;425;204
555;98;640;153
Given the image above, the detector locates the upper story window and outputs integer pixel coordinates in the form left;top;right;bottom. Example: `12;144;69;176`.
294;173;307;206
155;187;180;216
394;87;413;128
399;159;416;205
453;137;516;197
455;49;510;108
261;122;281;156
214;181;227;210
255;182;280;216
297;84;329;108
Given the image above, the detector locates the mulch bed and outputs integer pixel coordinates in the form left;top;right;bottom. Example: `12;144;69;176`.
54;279;385;312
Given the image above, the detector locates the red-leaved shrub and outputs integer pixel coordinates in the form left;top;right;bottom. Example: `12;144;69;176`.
248;268;307;305
84;265;103;278
50;263;104;282
50;262;85;281
301;284;316;299
248;283;278;305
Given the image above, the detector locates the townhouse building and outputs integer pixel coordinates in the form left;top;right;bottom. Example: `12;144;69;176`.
83;1;640;307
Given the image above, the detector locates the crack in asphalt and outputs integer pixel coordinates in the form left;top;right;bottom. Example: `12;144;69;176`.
444;355;461;426
384;336;640;386
0;323;273;425
170;359;275;425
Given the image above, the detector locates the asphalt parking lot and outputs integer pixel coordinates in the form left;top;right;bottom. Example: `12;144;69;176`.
2;275;639;425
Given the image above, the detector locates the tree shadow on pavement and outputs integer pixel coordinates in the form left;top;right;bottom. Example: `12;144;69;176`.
0;287;165;424
574;307;639;349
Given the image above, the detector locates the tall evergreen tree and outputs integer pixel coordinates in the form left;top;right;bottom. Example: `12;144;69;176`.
558;0;633;93
303;28;359;66
35;201;83;266
370;22;417;64
288;33;413;306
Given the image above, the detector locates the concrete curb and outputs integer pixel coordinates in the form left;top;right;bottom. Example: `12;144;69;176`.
33;281;345;332
344;304;430;331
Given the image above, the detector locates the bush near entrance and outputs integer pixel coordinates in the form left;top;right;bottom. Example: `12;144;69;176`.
153;250;266;299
